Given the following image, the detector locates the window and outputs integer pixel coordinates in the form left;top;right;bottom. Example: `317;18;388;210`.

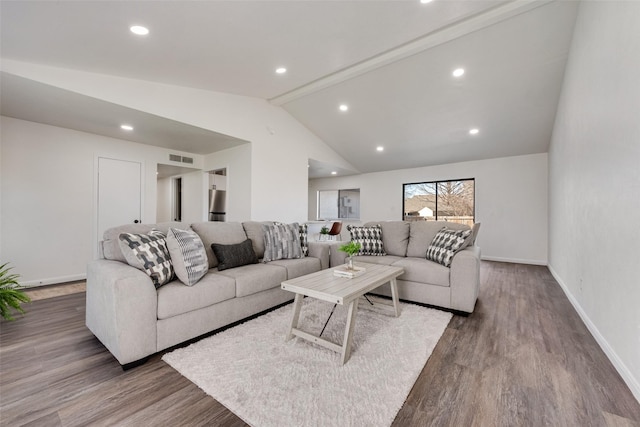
403;179;474;226
317;189;360;220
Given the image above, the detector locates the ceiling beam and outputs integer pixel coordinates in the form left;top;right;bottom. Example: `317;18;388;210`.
269;0;553;106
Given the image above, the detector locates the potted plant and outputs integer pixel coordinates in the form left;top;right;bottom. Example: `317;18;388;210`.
0;263;31;321
338;241;361;270
319;226;330;241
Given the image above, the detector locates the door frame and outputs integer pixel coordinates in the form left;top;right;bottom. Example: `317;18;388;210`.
93;155;145;259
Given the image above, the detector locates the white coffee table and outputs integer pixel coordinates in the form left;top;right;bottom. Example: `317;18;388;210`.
281;262;404;365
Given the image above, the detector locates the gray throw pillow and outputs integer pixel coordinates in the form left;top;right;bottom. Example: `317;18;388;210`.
211;239;259;271
262;223;303;262
425;227;472;267
166;228;208;286
118;229;174;289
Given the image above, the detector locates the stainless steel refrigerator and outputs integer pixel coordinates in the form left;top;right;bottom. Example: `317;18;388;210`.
208;189;226;221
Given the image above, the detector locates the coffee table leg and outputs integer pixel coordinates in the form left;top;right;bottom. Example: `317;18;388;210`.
286;293;304;341
390;278;401;317
341;299;359;365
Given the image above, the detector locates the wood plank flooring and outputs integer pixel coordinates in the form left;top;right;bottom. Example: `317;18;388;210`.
1;261;639;426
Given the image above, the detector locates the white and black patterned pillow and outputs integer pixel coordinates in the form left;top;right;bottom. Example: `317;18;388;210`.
425;227;472;267
299;223;309;257
118;229;174;289
347;224;386;256
262;223;303;262
166;228;208;286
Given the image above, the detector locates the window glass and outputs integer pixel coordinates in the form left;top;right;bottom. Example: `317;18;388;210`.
403;179;474;225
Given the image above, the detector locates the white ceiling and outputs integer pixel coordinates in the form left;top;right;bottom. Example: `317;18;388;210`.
0;0;579;177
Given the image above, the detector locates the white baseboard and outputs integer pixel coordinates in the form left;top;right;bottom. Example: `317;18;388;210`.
21;274;86;288
481;255;547;266
548;264;640;404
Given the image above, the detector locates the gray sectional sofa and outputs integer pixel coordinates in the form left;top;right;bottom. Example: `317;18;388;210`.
86;219;480;368
86;221;329;367
329;221;481;313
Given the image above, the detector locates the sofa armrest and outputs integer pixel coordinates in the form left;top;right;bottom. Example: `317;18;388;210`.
449;245;481;313
307;242;330;269
329;241;348;267
86;259;158;365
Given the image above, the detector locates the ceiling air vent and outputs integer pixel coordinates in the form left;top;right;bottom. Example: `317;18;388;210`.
181;156;194;164
169;154;182;162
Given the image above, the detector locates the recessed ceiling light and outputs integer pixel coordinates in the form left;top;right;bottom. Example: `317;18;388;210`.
331;171;337;175
376;146;384;152
453;68;465;77
469;128;479;135
130;25;149;36
339;104;349;112
275;67;287;74
120;124;134;131
420;0;433;3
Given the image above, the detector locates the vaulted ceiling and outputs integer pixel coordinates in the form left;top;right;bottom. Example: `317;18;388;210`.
0;0;578;177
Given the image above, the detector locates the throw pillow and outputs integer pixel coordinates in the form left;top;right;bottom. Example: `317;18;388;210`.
118;229;174;289
166;228;208;286
262;223;303;262
211;239;259;271
426;227;472;267
299;223;309;257
347;224;386;256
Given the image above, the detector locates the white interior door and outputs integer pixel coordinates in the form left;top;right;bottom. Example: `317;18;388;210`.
97;157;142;242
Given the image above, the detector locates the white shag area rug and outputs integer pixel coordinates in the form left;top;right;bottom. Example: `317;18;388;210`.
162;297;452;427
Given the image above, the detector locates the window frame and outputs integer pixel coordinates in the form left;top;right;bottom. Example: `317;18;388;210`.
402;178;475;223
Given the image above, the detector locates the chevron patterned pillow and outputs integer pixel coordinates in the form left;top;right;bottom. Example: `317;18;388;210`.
347;224;386;256
426;227;472;267
118;229;175;289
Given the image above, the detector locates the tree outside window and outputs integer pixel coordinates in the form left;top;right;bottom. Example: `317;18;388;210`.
403;179;474;226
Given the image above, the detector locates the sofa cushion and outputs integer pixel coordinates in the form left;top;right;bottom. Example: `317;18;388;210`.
392;257;451;287
426;228;472;267
347;224;386;256
211;239;259;271
268;257;321;280
352;255;405;266
166;228;208;286
214;264;287;298
191;222;248;269
118;230;174;289
102;222;186;262
364;221;409;257
262;223;303;262
156;273;236;320
242;221;275;259
104;224;154;262
406;221;470;258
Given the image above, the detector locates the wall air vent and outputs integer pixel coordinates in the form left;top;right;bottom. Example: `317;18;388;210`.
169;154;194;164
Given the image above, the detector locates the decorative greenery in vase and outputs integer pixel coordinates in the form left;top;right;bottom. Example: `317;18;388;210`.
319;226;330;241
338;242;361;270
0;263;31;321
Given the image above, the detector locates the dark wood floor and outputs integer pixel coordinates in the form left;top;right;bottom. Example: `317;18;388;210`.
1;262;639;426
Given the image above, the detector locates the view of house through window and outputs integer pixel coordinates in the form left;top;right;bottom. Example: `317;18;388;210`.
403;179;474;226
317;189;360;220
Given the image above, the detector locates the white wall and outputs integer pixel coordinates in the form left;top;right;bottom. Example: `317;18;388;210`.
0;116;203;285
2;60;355;223
203;144;252;222
548;2;640;401
156;177;172;223
310;153;548;264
